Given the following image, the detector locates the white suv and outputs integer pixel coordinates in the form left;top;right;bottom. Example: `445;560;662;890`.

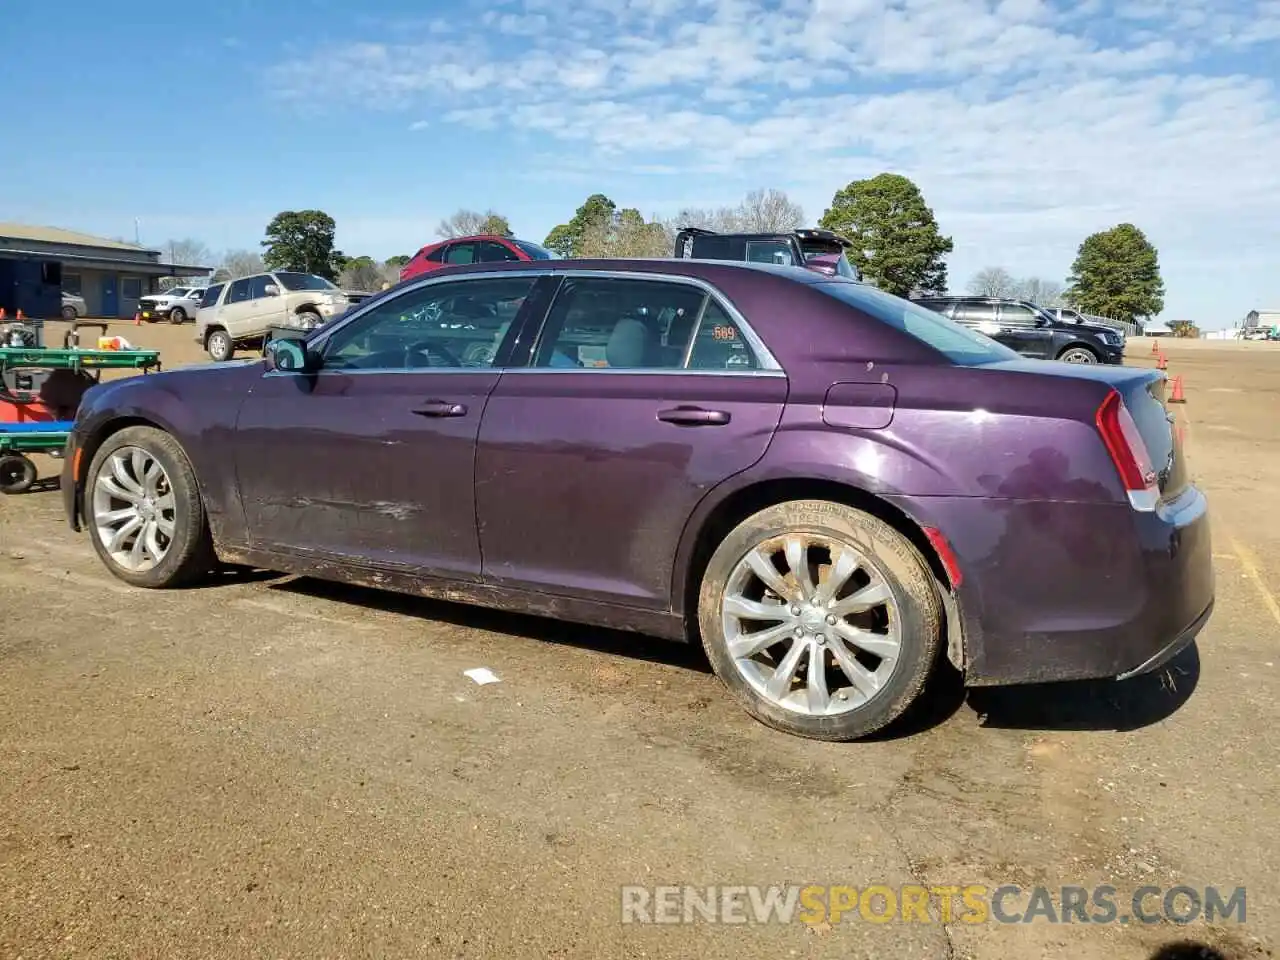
195;271;351;361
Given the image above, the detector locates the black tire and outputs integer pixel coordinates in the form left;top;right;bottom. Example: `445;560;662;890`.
61;305;77;320
697;499;942;741
1057;345;1098;364
0;454;37;494
169;307;187;324
83;425;215;588
297;309;322;330
206;328;233;362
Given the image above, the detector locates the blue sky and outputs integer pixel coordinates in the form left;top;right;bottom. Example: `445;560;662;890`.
2;0;1278;328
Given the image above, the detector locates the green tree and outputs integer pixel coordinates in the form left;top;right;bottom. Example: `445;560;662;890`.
1064;223;1165;323
544;193;618;257
818;173;953;297
261;210;343;280
579;206;668;258
385;254;411;268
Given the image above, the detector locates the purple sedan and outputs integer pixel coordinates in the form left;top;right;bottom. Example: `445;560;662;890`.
60;259;1214;741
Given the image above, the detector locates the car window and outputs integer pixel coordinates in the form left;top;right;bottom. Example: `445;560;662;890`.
275;271;336;291
200;284;224;308
169;288;189;298
424;246;445;263
815;281;1019;366
1000;304;1038;326
688;236;740;260
445;243;477;265
952;302;998;324
511;239;556;260
745;240;796;266
686;300;761;371
916;300;954;319
226;278;252;304
247;275;274;299
476;241;519;263
321;276;537;371
532;277;708;370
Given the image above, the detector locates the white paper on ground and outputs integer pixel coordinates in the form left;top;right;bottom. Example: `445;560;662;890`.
463;667;501;686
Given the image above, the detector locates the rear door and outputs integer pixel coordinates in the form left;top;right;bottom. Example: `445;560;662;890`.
473;272;788;609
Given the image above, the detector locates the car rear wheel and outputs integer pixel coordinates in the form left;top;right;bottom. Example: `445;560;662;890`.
85;426;215;588
697;499;942;741
1057;346;1098;363
169;307;186;324
61;305;77;320
206;329;233;362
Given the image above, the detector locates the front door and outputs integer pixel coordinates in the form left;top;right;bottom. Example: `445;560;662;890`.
101;275;118;317
996;303;1055;358
475;274;788;609
233;273;541;578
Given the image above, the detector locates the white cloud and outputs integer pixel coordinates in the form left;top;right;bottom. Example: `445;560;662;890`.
264;0;1280;323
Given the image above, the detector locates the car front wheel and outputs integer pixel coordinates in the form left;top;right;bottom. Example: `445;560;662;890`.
84;426;215;588
697;499;942;741
1057;346;1098;363
169;307;186;324
206;329;233;362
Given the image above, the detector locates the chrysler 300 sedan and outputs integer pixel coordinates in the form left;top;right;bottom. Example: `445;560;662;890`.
60;259;1214;741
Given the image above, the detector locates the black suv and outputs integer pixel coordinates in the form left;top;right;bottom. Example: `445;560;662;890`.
911;296;1124;365
673;227;862;281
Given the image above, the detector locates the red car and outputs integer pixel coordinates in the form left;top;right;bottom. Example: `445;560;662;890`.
399;234;557;282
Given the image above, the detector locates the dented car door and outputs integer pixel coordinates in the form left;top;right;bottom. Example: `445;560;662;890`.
231;273;541;580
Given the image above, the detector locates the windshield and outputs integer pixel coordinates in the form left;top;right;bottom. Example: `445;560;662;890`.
511;239;557;260
167;288;189;297
275;271;337;291
814;280;1020;366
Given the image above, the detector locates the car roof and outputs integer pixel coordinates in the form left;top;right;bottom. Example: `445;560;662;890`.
402;256;833;285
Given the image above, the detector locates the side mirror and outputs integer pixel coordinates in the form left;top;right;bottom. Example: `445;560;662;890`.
264;283;281;297
263;336;317;373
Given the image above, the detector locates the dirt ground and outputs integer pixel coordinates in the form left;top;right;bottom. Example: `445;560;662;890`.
2;322;1278;960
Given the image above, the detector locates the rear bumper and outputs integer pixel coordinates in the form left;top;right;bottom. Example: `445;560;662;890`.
900;485;1215;686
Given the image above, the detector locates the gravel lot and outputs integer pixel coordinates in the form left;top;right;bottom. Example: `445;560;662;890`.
2;324;1278;959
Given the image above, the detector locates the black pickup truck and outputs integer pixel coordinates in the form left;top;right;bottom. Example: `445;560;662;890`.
673;226;862;281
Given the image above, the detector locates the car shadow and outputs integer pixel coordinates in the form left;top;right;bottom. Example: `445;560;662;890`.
967;642;1201;733
270;575;714;674
1147;943;1228;960
229;571;1200;735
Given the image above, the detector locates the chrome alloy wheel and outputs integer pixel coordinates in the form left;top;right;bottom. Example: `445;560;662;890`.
91;445;176;572
721;534;902;717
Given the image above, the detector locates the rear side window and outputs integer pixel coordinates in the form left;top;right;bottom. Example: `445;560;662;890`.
200;284;224;308
815;282;1019;366
424;246;445;263
745;240;796;266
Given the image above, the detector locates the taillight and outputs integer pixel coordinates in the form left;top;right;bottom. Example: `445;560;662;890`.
1095;388;1158;510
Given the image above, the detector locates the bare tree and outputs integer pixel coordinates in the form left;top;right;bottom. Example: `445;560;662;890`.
736;188;804;232
164;238;212;266
1014;277;1065;306
212;249;266;282
966;267;1018;298
436;208;513;239
579;209;669;258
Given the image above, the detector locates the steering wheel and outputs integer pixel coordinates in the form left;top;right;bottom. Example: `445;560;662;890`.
403;340;463;368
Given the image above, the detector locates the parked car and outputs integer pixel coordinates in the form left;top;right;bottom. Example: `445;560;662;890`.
60;259;1212;741
674;226;863;281
399;234;557;283
912;295;1125;364
194;271;352;362
60;291;88;320
138;286;207;325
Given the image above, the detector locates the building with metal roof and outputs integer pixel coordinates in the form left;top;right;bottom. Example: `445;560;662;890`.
0;222;210;320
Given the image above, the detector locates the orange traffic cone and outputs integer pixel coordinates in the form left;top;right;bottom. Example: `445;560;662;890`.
1156;352;1167;370
1151;339;1159;354
0;308;6;320
1169;375;1186;403
134;310;142;326
15;309;24;320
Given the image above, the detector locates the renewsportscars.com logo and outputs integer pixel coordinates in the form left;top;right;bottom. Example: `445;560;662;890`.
620;884;1247;926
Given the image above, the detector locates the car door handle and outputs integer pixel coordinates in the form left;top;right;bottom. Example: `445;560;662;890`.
657;406;731;426
411;400;468;418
